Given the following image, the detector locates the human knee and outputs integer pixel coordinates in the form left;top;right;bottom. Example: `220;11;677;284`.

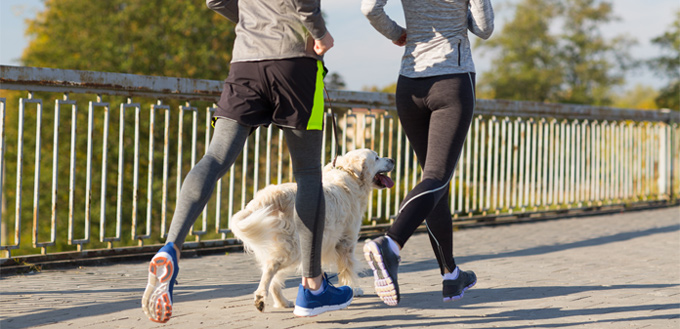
292;162;322;180
418;177;450;190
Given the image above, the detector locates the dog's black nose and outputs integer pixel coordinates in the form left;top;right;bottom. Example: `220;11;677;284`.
388;158;395;165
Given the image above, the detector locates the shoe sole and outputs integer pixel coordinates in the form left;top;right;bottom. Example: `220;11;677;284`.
443;279;477;302
293;296;353;317
363;241;399;306
142;253;174;323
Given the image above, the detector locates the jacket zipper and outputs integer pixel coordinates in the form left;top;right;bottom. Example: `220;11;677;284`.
458;42;461;66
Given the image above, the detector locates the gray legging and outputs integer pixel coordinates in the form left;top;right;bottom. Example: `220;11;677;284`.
166;118;325;278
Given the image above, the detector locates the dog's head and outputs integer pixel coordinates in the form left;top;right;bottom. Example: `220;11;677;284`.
330;149;395;189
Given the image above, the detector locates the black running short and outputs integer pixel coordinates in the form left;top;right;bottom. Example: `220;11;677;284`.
213;57;326;131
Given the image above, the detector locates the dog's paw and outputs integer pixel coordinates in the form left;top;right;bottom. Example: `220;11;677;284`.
353;287;364;297
255;295;266;312
273;299;294;309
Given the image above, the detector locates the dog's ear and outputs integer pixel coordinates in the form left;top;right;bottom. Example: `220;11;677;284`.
358;159;367;182
347;155;367;182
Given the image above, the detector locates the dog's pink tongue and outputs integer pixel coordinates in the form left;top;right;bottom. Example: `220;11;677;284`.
379;174;395;188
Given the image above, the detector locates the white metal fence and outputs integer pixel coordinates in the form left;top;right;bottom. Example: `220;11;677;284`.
1;65;678;260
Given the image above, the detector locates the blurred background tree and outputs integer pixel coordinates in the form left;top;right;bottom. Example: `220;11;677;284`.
554;0;635;105
326;72;348;90
22;0;235;79
475;0;636;106
611;85;659;110
362;83;397;93
474;0;562;102
647;10;680;111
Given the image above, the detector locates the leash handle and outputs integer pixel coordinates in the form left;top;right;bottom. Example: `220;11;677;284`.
324;86;342;167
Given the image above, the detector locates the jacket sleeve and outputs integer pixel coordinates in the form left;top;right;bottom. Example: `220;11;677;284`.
468;0;494;40
293;0;327;40
206;0;239;23
361;0;406;42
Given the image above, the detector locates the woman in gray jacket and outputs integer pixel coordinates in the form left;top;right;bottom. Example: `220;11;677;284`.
361;0;494;306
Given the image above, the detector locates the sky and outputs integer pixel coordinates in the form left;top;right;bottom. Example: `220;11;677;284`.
1;0;678;91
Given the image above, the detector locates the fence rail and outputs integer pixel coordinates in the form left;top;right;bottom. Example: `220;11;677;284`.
1;65;678;262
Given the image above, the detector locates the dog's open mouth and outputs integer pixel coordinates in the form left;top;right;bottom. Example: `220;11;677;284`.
373;172;395;189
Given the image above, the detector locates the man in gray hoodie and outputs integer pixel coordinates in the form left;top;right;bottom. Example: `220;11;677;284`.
142;0;352;322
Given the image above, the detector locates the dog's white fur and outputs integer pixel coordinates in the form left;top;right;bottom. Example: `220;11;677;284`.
229;149;394;312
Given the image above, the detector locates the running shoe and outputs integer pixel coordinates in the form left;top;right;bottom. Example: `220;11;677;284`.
142;242;179;323
363;236;401;306
442;268;476;302
293;273;353;317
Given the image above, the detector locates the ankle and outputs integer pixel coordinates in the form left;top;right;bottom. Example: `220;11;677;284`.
384;235;401;256
309;280;326;296
443;267;460;281
173;244;181;261
303;274;324;291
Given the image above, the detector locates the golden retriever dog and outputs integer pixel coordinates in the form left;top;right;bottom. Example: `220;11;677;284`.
229;149;395;312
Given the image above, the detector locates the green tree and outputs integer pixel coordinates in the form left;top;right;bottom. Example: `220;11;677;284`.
613;84;659;110
362;82;397;93
22;0;235;79
475;0;562;101
555;0;635;105
476;0;635;105
648;10;680;111
326;72;347;90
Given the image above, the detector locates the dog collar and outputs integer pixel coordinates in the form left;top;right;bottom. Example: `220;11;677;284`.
334;165;361;181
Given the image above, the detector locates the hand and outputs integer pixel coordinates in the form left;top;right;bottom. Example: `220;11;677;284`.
314;32;334;56
393;31;407;46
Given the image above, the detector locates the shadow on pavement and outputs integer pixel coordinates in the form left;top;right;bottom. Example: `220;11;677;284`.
1;222;677;329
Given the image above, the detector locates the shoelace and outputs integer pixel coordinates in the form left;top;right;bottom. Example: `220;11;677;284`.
324;273;338;287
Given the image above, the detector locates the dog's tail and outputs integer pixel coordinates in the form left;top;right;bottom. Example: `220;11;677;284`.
230;206;274;240
229;205;293;259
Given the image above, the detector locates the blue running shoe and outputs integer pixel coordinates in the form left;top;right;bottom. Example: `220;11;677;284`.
293;273;353;317
142;242;179;323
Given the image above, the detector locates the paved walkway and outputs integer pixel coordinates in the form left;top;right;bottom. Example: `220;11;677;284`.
1;206;679;329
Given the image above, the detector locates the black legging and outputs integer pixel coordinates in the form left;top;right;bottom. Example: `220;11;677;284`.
387;72;476;275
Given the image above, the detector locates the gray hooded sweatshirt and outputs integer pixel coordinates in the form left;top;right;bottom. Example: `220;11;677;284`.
206;0;326;62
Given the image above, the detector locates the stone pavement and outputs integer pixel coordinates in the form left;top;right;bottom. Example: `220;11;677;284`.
1;206;678;329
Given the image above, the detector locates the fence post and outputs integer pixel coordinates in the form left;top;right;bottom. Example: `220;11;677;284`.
667;109;676;203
